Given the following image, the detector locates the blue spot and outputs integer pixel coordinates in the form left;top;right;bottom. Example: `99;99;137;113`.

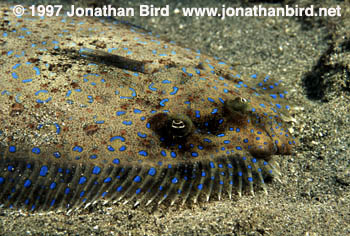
133;176;141;183
137;132;147;138
119;146;126;151
24;179;31;188
139;150;148;156
104;177;112;183
31;147;41;154
122;121;132;125
89;155;97;159
172;177;178;184
197;184;203;190
50;182;57;189
73;146;83;152
112;158;120;164
210;162;215;168
79;176;87;184
171;151;176;158
248;177;253;182
211;108;218;114
161;150;167;157
208;97;215;102
191;152;198;157
39;166;48;177
92;166;101;175
133;109;142;114
110;136;125;142
116;111;126;116
259;103;266;108
243;139;249;143
107;145;115;151
148;168;156;176
0;177;4;185
9;146;16;153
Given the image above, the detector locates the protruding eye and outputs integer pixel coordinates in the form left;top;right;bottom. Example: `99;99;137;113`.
224;97;251;115
169;114;193;138
148;113;194;142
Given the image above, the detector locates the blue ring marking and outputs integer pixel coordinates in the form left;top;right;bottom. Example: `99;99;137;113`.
148;168;156;176
34;90;52;103
159;98;169;107
139;150;148;156
110;136;125;142
137;132;147;138
24;179;32;188
12;72;19;79
12;63;21;69
79;176;87;184
148;83;157;91
119;87;136;99
169;87;178;95
31;147;41;154
54;123;61;134
33;67;40;75
39;166;48;177
92;166;101;175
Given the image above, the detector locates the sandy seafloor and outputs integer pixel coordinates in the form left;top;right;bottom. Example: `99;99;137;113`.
1;0;350;235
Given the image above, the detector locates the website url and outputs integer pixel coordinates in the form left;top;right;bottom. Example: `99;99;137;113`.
181;5;341;19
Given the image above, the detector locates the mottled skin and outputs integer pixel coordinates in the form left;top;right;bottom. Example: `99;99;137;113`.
0;4;297;211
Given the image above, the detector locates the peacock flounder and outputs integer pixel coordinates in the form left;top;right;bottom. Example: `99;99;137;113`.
0;4;297;211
